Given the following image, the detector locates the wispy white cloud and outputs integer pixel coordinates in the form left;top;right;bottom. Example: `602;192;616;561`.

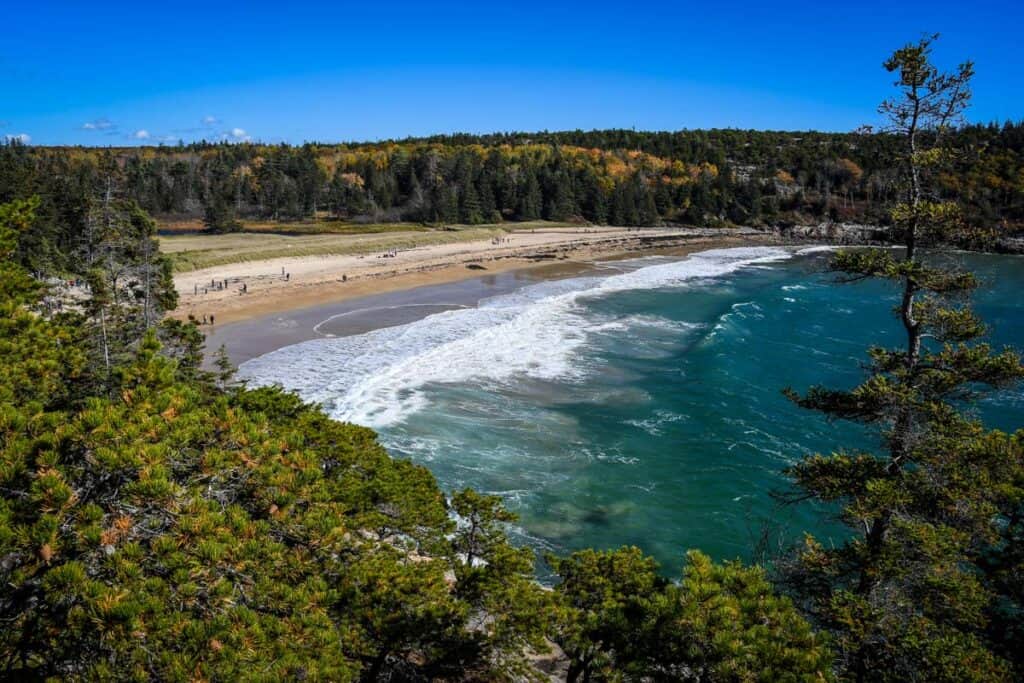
222;127;251;142
150;120;250;142
82;118;115;131
173;116;224;135
5;133;31;144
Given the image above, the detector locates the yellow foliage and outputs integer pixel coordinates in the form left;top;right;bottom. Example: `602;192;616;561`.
837;158;864;183
338;173;364;188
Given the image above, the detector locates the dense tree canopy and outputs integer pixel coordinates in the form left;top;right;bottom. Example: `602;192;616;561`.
3;121;1023;256
546;546;834;682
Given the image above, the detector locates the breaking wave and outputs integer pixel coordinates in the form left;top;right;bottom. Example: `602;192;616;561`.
239;247;793;428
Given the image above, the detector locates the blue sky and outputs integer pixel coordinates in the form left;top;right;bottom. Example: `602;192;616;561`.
3;1;1022;146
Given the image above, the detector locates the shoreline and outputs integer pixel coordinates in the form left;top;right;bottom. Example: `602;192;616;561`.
172;227;769;327
199;233;774;368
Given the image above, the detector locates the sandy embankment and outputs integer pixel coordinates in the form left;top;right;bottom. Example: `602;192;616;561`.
172;227;763;325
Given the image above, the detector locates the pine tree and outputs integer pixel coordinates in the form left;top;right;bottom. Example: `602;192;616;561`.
79;195;178;390
547;547;833;681
447;490;553;677
518;170;542;220
780;35;1024;682
202;193;242;233
579;170;608;224
635;175;660;226
459;179;483;224
548;546;665;681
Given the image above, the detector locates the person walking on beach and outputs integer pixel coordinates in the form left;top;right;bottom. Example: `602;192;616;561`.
202;315;208;325
210;314;215;325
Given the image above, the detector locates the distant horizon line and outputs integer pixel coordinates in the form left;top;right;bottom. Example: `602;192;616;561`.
7;119;1024;150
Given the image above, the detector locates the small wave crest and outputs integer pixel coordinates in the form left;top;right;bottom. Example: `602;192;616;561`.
795;245;838;256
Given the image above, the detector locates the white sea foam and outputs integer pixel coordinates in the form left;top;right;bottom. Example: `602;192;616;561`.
239;246;794;428
795;245;838;255
621;314;700;332
625;409;688;436
312;303;470;335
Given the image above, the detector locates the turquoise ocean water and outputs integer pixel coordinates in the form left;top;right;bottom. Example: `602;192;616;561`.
239;247;1023;574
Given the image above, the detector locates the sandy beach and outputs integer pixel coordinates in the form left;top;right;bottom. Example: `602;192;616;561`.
172;226;766;326
193;229;776;368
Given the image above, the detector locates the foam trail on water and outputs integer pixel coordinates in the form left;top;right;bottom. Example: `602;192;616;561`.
239;246;793;428
312;303;471;335
795;245;838;256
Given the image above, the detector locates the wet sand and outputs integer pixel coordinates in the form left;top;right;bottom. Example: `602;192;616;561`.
203;260;599;367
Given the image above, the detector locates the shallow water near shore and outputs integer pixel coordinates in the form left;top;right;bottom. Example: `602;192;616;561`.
202;259;607;367
239;247;1024;575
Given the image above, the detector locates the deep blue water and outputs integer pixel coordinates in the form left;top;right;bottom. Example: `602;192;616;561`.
240;247;1023;574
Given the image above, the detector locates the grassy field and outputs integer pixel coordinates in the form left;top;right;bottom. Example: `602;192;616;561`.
157;218;580;236
161;228;507;272
159;220;584;272
159;219;434;236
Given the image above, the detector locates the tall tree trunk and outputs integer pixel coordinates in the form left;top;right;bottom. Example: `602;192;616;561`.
856;78;925;600
100;307;110;376
143;237;152;328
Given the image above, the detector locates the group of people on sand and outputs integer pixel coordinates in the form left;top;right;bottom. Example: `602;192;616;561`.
187;265;306;326
194;278;233;295
491;236;511;245
193;269;292;299
378;249;399;258
189;313;216;326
